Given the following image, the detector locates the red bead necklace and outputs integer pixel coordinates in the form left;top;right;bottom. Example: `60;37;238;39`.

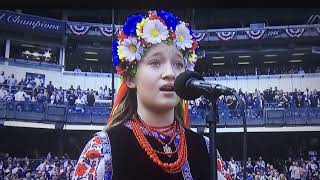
130;116;187;173
136;116;176;147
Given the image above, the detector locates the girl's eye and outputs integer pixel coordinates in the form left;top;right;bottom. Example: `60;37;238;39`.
174;62;184;69
150;61;160;66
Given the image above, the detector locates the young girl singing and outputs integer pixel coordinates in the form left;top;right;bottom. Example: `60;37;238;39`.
72;10;227;180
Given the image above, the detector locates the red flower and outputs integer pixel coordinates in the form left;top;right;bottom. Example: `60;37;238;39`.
85;149;101;159
191;40;198;50
169;30;176;40
75;162;87;177
94;136;101;144
149;15;166;25
116;66;125;75
119;31;127;42
89;167;95;174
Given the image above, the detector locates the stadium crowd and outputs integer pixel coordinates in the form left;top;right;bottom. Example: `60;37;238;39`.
1;71;319;113
0;147;318;180
0;71;114;108
189;86;319;116
0;152;76;180
202;65;320;77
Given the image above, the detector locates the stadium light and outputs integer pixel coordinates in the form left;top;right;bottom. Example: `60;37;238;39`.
84;51;98;55
85;58;99;61
212;62;225;66
289;59;303;63
264;61;277;64
238;55;251;58
238;61;250;65
21;44;36;48
212;56;224;59
264;54;278;57
291;53;304;56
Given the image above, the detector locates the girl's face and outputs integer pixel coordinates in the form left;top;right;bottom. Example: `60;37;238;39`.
127;43;185;113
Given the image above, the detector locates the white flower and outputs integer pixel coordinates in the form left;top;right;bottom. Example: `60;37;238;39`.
142;19;168;44
175;22;193;50
119;37;143;62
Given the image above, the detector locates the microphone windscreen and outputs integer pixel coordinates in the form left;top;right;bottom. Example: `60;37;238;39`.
174;71;204;100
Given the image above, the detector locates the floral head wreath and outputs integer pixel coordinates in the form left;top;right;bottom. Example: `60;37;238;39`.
108;10;199;127
112;10;199;78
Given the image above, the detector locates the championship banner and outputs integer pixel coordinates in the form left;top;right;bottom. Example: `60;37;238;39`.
0;10;66;34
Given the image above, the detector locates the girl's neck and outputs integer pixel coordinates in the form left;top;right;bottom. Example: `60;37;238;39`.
136;107;174;128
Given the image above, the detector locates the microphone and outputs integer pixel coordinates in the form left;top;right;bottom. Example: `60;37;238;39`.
174;71;235;100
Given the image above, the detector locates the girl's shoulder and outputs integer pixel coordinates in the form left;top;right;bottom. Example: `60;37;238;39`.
184;128;209;151
72;134;105;179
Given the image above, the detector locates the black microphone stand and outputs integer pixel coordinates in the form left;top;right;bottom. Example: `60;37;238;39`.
205;94;220;180
234;93;248;180
205;91;246;180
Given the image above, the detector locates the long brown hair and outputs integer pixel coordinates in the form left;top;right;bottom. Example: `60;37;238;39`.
104;86;185;130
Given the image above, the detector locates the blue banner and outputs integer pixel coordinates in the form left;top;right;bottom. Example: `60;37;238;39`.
0;10;65;34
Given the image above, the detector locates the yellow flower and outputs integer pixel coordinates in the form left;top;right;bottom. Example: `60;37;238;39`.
188;52;197;63
117;47;124;60
136;18;149;37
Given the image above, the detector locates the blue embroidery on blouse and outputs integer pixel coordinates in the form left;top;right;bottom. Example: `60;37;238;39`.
96;131;112;180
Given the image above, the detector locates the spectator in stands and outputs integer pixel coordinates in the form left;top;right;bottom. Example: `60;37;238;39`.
74;97;84;113
238;88;244;96
37;89;46;103
81;91;87;103
246;157;254;175
289;161;301;180
227;95;238;118
57;86;64;104
254;93;264;118
279;173;287;180
0;86;8;100
0;71;6;85
258;156;266;169
14;86;28;102
300;163;308;180
75;85;81;96
103;85;110;99
309;90;319;108
264;87;274;103
98;86;104;100
288;65;298;74
246;94;255;117
30;91;37;102
229;157;239;178
17;78;25;86
73;10;221;180
74;96;83;105
278;93;289;108
34;75;43;87
7;74;17;93
74;66;81;73
296;92;305;108
67;91;77;106
46;81;54;97
11;162;23;175
86;91;95;106
67;85;75;94
50;91;60;104
298;67;305;74
25;76;33;90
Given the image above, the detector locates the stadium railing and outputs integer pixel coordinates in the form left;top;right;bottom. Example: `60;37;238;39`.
1;101;319;127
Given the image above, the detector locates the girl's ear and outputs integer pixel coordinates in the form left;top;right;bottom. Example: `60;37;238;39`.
125;75;137;88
